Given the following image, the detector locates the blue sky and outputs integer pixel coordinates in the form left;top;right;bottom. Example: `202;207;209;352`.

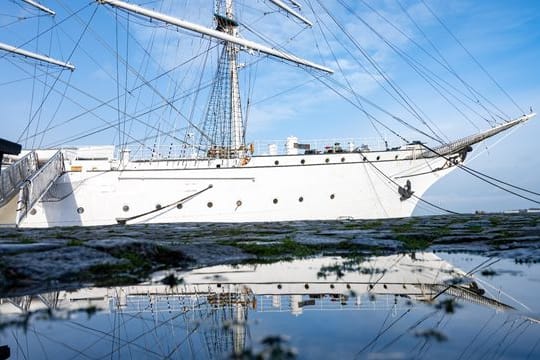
0;0;539;214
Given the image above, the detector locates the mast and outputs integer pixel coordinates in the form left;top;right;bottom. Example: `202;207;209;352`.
97;0;332;159
196;0;245;158
96;0;332;73
268;0;313;27
225;0;243;155
22;0;56;16
0;42;75;71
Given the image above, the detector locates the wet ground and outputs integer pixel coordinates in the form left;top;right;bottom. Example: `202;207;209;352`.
1;213;539;297
1;214;540;359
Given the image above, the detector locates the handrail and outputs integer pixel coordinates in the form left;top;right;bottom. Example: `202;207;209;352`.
16;150;64;225
0;151;38;207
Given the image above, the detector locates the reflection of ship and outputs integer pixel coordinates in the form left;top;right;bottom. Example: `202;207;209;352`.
0;253;525;358
0;1;535;227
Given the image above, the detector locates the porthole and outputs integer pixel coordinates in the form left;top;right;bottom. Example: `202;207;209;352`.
363;157;367;161
395;155;399;160
376;156;380;161
277;284;282;289
369;284;374;289
76;207;84;214
330;284;335;289
304;283;309;289
273;198;278;204
330;194;335;200
236;200;242;207
216;164;221;168
207;202;213;208
274;160;279;166
30;208;37;215
325;158;330;163
298;196;304;202
383;284;388;289
341;157;345;162
155;204;162;210
300;159;305;165
122;205;129;212
346;284;351;289
176;203;183;210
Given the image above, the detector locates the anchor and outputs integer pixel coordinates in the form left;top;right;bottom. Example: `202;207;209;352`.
398;180;414;201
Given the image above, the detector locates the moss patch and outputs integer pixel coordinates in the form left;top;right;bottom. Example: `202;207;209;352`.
488;216;502;227
67;239;84;246
395;234;432;250
432;226;451;237
68;243;193;287
466;225;484;233
344;220;383;230
234;238;317;257
220;237;379;260
391;219;418;234
19;237;36;244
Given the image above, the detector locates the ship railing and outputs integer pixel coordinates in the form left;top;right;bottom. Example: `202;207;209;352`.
0;151;39;207
117;144;200;161
251;137;390;155
255;293;406;314
16;150;64;225
107;292;408;315
118;137;393;161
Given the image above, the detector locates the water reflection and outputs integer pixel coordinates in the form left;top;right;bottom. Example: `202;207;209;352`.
1;253;539;359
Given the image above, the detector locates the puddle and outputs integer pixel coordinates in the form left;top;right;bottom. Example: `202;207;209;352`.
1;252;539;359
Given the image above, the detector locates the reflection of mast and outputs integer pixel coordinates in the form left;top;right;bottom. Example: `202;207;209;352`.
1;254;535;359
203;285;250;358
290;294;303;316
233;302;246;356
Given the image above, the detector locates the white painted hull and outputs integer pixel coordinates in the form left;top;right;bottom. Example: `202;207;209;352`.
17;148;456;228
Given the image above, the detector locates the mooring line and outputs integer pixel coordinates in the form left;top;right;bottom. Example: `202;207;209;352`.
115;184;213;224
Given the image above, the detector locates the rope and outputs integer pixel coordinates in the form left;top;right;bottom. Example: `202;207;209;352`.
420;143;540;204
420;0;524;115
17;4;98;144
116;184;213;224
355;148;460;215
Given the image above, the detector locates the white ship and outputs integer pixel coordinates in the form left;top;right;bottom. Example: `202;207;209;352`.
0;0;535;228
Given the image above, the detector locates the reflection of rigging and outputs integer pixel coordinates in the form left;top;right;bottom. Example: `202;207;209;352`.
1;253;537;359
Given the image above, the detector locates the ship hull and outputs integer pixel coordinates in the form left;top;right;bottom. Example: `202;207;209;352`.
17;149;457;228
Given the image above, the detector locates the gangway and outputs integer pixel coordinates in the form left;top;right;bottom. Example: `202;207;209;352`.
15;150;65;226
0;151;39;208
